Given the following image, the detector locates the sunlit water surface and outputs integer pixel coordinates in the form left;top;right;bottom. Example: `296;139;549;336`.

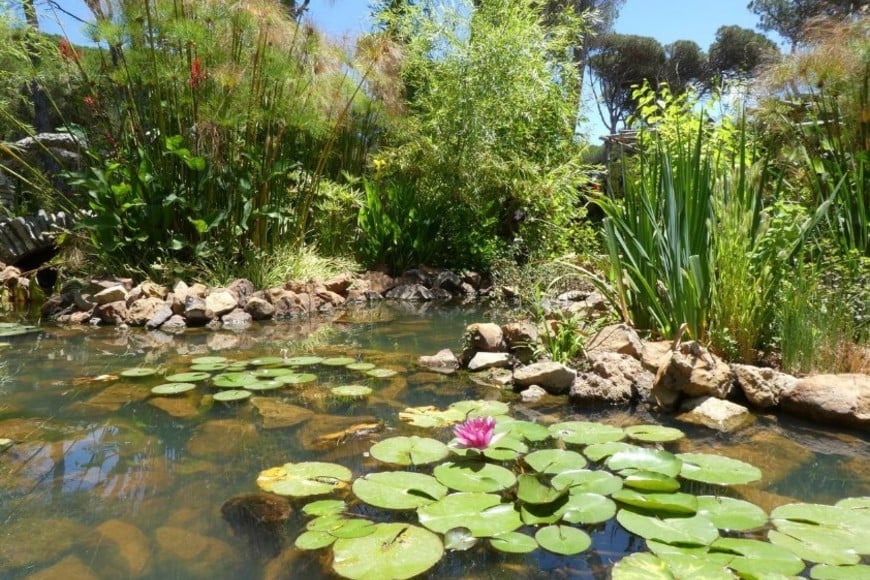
0;304;867;579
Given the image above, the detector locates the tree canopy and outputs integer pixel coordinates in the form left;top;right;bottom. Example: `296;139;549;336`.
747;0;866;48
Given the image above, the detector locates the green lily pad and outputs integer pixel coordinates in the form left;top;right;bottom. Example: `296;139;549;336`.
322;357;358;367
212;372;259;388
561;492;617;525
302;499;346;517
622;470;681;492
613;489;698;515
365;368;399;378
213;389;251;402
369;436;449;466
811;564;870;579
352;472;448;510
449;435;528;461
616;510;719;546
399;406;465;428
520;496;568;526
524;448;588;474
310;516;377;539
710;537;806;577
443;527;477;551
656;553;736;580
331;385;373;398
284;356;324;366
332;523;443;580
495;419;551;442
551;469;623;495
772;503;870;549
191;356;228;365
548;421;625;445
697;496;768;531
517;473;564;504
346;362;376;371
276;373;318;385
677;453;762;486
189;362;228;372
449;399;510;419
245;380;283;391
249;357;285;367
836;497;870;511
257;461;352;498
253;367;294;378
120;367;158;378
295;530;335;550
625;424;685;443
417;492;522;537
434;460;517;493
769;521;863;565
608;448;683;478
226;361;251;371
584;442;639;462
535;525;591;555
151;382;197;395
166;371;211;383
489;532;538;554
611;553;676;580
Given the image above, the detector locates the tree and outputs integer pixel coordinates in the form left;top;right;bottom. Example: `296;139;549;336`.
280;0;312;21
663;39;707;92
22;0;50;132
708;25;779;81
747;0;865;49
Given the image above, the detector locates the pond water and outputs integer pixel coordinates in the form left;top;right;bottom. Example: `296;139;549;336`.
0;304;867;579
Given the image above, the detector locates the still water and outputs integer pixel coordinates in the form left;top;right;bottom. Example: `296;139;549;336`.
0;304;867;579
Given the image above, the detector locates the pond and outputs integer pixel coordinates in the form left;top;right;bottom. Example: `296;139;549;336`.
0;304;867;579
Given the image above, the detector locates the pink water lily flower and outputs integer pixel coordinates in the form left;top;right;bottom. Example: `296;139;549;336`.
453;416;496;450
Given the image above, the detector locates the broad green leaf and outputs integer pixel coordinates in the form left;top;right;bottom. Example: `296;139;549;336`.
622;470;681;492
584;442;639;462
524;448;587;474
608;448;682;478
213;389;251;402
166;371;211;382
257;461;352;498
811;564;870;579
346;362;376;371
433;460;517;493
772;503;870;550
191;356;228;365
151;382;196;395
710;537;805;577
332;523;443;580
249;357;285;367
489;532;538;554
253;367;293;378
302;500;346;517
677;453;762;485
769;522;862;565
417;493;522;537
611;553;674;580
443;527;477;551
449;435;528;461
535;525;591;555
276;373;318;385
449;399;510;418
549;421;625;445
331;385;373;398
561;492;617;524
613;489;698;515
495;419;551;442
697;496;768;531
366;368;399;378
399;406;465;428
120;367;158;378
369;436;449;466
322;357;357;367
551;469;623;495
284;356;324;366
352;472;447;510
625;424;685;443
295;530;335;550
616;510;719;546
517;473;564;504
212;372;259;388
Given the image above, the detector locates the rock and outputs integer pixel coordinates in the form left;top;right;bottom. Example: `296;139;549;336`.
316;289;345;307
94;300;128;325
385;283;433;301
465;322;505;352
324;273;353;295
205;290;238;318
731;364;797;408
154;526;237;577
160;314;187;333
183;295;212;325
501;321;540;363
586;323;643;359
640;340;674;372
359;271;395;294
591;352;654;401
221;308;252;327
519;384;548;403
170;280;189;313
94;519;151;577
126;297;166;326
25;555;99;580
676;396;754;432
187;419;257;456
0;516;88;568
145;305;174;329
81;384;151;412
93;284;128;305
227;278;256;306
467;352;512;371
221;493;292;558
652;342;734;409
513;361;577;395
571;373;633;405
244;296;275;320
780;374;870;430
149;396;200;419
138;280;166;299
565;291;609;318
250;397;314;429
417;349;459;374
433;270;463;293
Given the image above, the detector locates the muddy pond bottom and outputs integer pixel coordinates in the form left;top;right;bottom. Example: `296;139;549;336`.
0;304;867;579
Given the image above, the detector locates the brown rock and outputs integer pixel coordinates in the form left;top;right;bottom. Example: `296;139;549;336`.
316;289;345;306
154;526;237;576
205;290;238;318
586;323;643;359
417;349;459;374
93;284;128;305
25;555;98;580
501;321;540;363
640;340;672;372
126;297;167;326
780;374;870;430
250;397;315;429
359;271;396;294
467;352;512;371
731;364;797;408
571;352;653;405
183;295;212;325
95;300;128;325
324;273;354;295
465;322;505;352
244;296;275;320
221;308;252;327
676;396;754;432
160;314;187;332
81;384;151;412
652;342;734;409
0;517;88;568
95;519;151;576
187;419;257;456
227;278;256;306
513;361;576;395
221;493;292;557
149;396;201;419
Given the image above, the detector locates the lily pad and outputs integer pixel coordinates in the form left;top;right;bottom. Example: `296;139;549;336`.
625;424;685;443
346;362;376;371
399;406;466;428
772;503;870;549
369;436;449;466
212;372;259;388
332;523;444;580
322;357;357;367
295;530;335;550
434;460;517;493
245;380;284;391
189;362;228;372
548;421;625;445
331;385;373;398
443;527;477;551
191;356;228;365
677;453;762;486
213;389;251;402
584;442;639;462
613;489;698;515
352;472;448;510
657;553;736;580
697;496;768;531
551;469;623;495
120;367;158;378
561;492;617;525
249;357;285;367
710;537;806;577
365;368;399;378
622;470;681;493
257;461;352;498
151;382;197;396
449;399;510;419
616;510;719;546
611;553;675;580
166;371;211;383
524;448;588;474
417;492;523;537
277;373;318;385
517;473;564;504
449;435;528;461
253;367;294;378
535;525;591;556
489;532;538;554
608;448;683;478
302;499;346;517
496;420;551;442
811;564;870;579
836;497;870;511
284;356;324;366
769;521;863;565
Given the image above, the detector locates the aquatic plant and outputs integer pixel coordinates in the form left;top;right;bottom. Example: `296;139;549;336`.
452;416;496;450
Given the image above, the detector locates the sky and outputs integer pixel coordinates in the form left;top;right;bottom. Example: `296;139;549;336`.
35;0;780;139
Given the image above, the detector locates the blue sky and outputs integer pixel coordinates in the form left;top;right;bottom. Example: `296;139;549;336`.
37;0;779;138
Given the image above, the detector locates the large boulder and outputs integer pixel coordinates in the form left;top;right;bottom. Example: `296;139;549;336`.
467;352;512;372
501;321;540;363
585;323;643;359
385;284;433;301
652;341;734;410
205;290;238;318
513;361;576;395
465;323;505;353
731;364;797;408
571;352;653;405
780;374;870;431
417;349;460;374
126;297;168;327
677;396;754;432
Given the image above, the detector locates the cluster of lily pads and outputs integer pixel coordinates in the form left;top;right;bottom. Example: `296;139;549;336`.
119;354;399;403
255;400;869;580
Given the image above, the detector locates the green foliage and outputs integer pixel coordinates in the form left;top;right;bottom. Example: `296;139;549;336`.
707;25;778;81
